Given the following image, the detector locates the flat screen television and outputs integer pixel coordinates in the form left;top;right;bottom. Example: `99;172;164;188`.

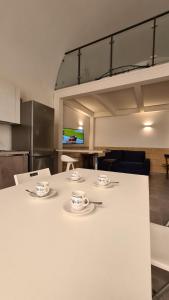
63;128;84;144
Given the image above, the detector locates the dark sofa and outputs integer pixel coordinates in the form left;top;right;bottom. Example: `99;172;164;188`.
98;150;150;175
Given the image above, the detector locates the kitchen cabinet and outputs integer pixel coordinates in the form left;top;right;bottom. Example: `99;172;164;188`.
0;153;28;189
0;80;20;124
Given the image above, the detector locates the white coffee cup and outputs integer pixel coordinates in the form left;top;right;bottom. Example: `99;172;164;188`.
70;171;81;181
97;174;110;186
71;190;89;211
36;181;50;197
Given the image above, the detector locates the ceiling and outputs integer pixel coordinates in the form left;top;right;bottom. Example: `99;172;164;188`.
0;0;169;104
64;80;169;118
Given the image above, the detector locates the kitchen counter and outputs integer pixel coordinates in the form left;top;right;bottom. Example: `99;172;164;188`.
55;149;104;154
0;152;28;189
0;151;29;156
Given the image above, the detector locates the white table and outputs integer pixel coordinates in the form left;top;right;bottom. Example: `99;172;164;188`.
0;169;151;300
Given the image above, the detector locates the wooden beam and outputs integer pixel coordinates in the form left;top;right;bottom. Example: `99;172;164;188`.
92;94;116;116
94;111;112;118
64;99;94;117
144;103;169;112
134;85;144;112
116;108;139;116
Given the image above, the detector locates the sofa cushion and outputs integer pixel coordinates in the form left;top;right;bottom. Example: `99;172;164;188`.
102;158;118;170
98;150;150;175
101;159;117;171
112;161;147;175
123;150;145;162
105;150;123;160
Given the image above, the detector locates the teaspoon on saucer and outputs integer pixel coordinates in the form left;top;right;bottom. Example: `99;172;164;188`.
25;189;37;196
85;199;103;205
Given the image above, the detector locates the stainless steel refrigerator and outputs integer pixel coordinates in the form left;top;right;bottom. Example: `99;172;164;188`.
12;101;57;174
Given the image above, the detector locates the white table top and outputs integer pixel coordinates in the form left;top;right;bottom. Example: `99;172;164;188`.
56;149;104;154
0;151;29;156
0;169;151;300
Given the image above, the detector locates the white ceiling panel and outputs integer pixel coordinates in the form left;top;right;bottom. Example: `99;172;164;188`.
75;96;109;113
100;88;137;110
143;81;169;106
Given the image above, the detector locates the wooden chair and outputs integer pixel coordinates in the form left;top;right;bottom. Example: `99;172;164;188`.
164;154;169;178
151;223;169;299
14;168;51;185
61;155;78;171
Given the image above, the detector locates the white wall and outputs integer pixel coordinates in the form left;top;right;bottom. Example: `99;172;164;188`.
0;124;11;150
95;110;169;148
63;105;90;147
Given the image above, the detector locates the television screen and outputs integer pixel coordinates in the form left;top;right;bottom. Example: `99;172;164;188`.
63;128;84;144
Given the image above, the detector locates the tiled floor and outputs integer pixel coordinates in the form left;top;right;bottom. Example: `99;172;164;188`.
149;173;169;225
150;173;169;299
152;266;169;299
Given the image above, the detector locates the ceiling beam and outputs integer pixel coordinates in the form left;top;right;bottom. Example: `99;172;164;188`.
144;103;169;112
116;108;139;116
92;94;116;116
94;111;113;118
134;85;144;112
64;99;94;117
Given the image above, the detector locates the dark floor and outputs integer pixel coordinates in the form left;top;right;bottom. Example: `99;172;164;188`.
152;266;169;299
149;173;169;226
150;173;169;299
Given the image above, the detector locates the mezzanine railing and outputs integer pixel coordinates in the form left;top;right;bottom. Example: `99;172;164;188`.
55;10;169;90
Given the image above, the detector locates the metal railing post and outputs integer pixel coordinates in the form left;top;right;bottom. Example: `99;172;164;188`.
152;18;157;66
78;49;81;84
110;36;113;76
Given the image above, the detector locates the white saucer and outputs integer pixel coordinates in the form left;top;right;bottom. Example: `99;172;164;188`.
28;188;57;199
63;201;95;216
67;177;85;183
93;180;114;188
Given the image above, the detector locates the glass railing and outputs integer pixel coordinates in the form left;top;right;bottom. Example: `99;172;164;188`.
55;10;169;90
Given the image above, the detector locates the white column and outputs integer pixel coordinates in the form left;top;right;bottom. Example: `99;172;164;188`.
89;116;95;151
